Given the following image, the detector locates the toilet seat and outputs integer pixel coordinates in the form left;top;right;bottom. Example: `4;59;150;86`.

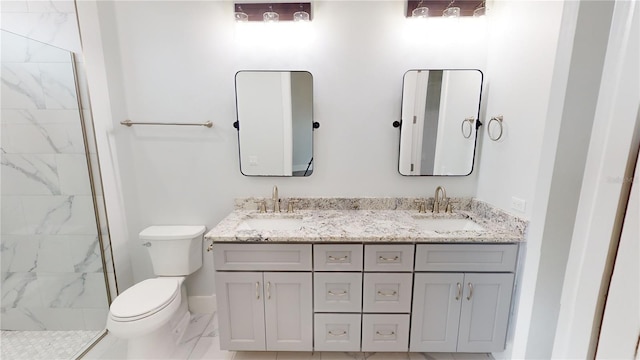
110;278;180;322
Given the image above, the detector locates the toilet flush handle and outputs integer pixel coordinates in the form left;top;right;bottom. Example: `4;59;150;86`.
142;242;152;247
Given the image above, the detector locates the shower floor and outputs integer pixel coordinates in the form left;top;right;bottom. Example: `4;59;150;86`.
1;330;102;360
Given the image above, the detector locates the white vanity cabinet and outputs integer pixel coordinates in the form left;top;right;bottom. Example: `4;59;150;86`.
410;244;517;353
213;242;518;354
214;244;313;351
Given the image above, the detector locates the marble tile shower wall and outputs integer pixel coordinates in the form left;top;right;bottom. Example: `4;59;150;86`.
0;31;108;331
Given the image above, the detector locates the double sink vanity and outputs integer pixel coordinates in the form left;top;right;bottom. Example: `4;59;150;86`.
205;192;527;354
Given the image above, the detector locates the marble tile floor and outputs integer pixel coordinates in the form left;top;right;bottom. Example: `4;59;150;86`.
83;312;493;360
0;329;103;360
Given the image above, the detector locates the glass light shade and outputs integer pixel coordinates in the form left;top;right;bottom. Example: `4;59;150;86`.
263;11;279;22
473;6;486;17
293;10;310;21
234;11;248;22
411;6;429;18
443;6;460;17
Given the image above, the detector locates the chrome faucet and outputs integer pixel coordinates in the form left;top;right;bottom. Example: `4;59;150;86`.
272;185;280;213
433;186;447;213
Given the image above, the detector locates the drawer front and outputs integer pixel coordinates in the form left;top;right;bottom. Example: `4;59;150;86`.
363;273;413;313
361;314;410;352
314;313;362;352
364;244;414;271
314;273;363;313
415;244;518;272
314;244;363;271
213;244;312;271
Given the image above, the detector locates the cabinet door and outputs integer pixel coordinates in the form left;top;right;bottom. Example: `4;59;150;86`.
215;272;266;351
457;273;514;352
263;272;313;351
410;273;463;352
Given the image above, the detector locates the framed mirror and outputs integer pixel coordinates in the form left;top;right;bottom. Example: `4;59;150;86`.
234;70;316;177
396;69;483;176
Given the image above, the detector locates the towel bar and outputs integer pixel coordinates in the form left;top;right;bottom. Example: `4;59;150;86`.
120;119;213;128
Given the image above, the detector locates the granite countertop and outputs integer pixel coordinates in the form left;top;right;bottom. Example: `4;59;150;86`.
205;198;527;244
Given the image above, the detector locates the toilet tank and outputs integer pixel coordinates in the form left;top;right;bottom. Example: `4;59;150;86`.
139;225;206;276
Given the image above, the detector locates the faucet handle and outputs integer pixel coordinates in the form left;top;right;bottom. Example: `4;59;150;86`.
414;199;426;213
287;200;299;213
255;200;267;213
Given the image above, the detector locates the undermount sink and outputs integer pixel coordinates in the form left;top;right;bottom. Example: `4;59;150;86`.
239;217;304;231
413;218;485;232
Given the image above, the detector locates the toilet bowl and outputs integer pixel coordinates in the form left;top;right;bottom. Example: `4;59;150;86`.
106;225;206;359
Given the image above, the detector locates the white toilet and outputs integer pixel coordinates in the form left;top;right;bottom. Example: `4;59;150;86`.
107;225;206;359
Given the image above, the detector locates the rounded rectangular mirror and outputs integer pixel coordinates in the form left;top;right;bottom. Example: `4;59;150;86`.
235;70;314;176
397;69;483;176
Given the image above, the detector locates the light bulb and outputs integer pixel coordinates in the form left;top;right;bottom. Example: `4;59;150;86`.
442;6;460;17
263;11;279;22
411;6;429;18
235;11;248;22
293;10;310;22
473;6;486;17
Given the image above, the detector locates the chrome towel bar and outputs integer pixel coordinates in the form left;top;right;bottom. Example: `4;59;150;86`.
120;119;213;128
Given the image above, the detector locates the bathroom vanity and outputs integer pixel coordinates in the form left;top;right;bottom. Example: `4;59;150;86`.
206;198;526;354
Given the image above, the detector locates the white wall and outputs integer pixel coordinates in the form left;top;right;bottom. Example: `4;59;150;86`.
78;0;489;297
475;0;564;220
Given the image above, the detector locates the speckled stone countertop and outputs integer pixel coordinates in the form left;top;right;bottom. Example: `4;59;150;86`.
205;197;527;244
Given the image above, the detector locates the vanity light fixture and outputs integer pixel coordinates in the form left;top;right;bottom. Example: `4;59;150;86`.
411;0;429;18
442;0;461;17
473;0;486;17
234;5;249;22
407;0;481;18
234;2;312;22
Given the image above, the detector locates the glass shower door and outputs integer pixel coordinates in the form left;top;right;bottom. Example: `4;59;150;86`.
1;30;114;359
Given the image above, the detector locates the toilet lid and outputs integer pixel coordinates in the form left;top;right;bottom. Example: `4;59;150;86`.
110;278;179;320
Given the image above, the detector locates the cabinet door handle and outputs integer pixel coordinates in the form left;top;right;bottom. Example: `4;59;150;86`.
256;281;260;300
378;255;399;262
328;330;347;337
328;290;348;296
456;282;462;301
328;255;348;261
267;281;271;300
377;290;397;297
467;282;473;301
376;330;395;337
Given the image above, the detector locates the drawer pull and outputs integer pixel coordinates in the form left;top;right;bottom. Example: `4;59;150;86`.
378;255;399;262
328;255;349;261
377;290;397;297
328;330;347;337
328;290;348;296
456;282;462;301
467;282;473;301
256;282;260;300
376;330;395;337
